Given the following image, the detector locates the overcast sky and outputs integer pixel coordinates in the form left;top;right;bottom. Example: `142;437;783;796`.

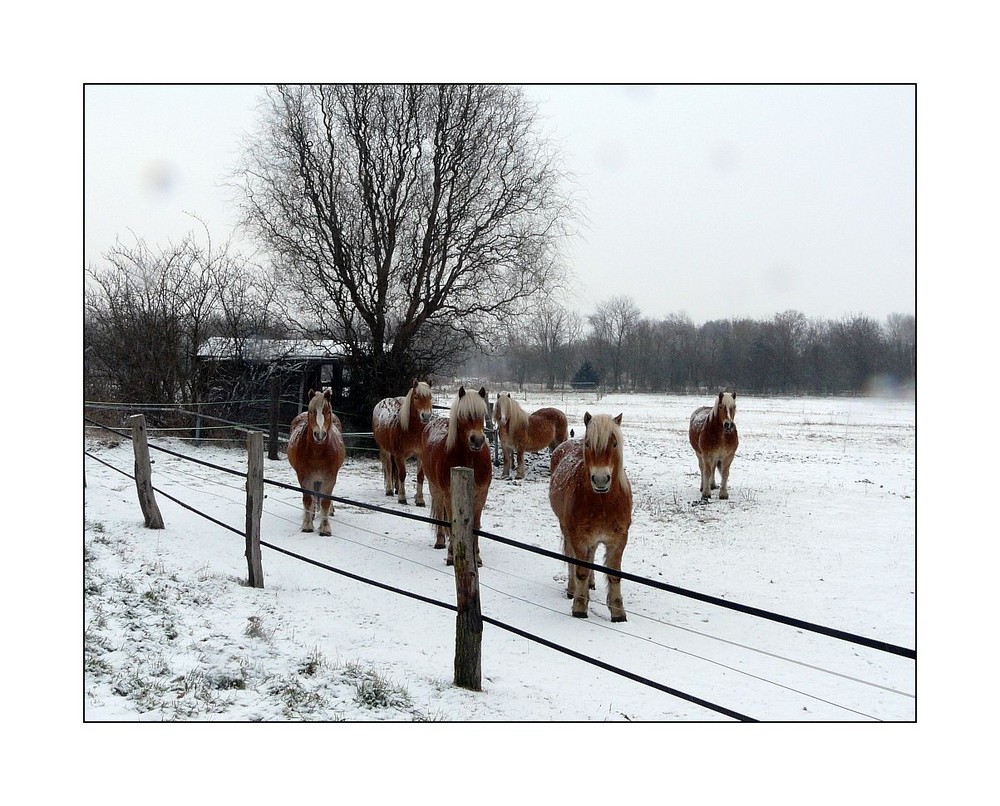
84;84;914;325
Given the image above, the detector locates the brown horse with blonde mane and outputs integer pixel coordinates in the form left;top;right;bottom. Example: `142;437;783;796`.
287;388;346;536
420;386;492;565
372;380;433;506
549;412;632;622
493;392;569;480
689;391;739;500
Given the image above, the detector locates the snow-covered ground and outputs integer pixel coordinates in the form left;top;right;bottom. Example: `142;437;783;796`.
84;390;915;723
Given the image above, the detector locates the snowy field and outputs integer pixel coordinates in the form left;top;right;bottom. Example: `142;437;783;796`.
84;390;915;723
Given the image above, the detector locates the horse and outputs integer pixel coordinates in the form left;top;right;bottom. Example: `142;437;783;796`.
549;412;632;622
287;388;347;536
420;386;493;566
492;392;569;480
688;391;739;500
372;380;433;506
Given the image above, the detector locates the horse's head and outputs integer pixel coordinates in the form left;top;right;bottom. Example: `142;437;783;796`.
411;379;433;424
583;412;624;494
307;388;334;443
449;385;489;452
718;391;737;434
494;393;512;440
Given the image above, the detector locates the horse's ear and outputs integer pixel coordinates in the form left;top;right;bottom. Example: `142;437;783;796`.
308;388;316;398
478;386;487;400
412;379;418;389
324;388;333;401
718;390;725;402
584;412;592;426
614;413;623;425
731;391;736;400
428;379;433;388
458;386;467;398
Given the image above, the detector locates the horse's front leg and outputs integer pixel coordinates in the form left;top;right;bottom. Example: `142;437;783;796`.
570;544;597;618
317;499;332;535
604;537;627;622
300;492;315;532
501;445;512;479
317;481;334;536
719;455;734;500
515;449;526;480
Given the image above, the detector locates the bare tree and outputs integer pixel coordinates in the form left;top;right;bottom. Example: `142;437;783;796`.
520;300;583;389
85;226;275;408
86;234;201;405
237;84;574;404
588;295;642;390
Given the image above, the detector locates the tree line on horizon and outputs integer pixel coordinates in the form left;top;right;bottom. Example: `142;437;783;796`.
486;296;914;396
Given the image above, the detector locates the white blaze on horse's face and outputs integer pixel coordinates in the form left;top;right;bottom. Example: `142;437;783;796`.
311;400;328;442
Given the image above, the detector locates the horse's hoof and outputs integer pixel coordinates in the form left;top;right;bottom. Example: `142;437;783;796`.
446;557;454;566
319;529;332;537
566;591;574;599
434;542;446;550
415;501;425;507
572;610;588;619
611;614;627;623
301;526;314;533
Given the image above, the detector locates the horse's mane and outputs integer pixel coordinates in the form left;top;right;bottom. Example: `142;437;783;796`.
400;381;432;431
447;389;488;452
585;414;628;491
496;393;528;434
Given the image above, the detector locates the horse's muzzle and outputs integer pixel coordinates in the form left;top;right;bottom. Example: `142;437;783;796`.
469;433;486;451
723;421;735;434
312;430;327;442
420;411;432;423
590;472;612;493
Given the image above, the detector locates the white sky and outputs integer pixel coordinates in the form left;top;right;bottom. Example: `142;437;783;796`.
84;83;914;325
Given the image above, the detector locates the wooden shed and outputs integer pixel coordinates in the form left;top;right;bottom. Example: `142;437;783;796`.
196;336;349;426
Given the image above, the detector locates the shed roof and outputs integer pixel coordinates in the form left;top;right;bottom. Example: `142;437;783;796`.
197;337;347;363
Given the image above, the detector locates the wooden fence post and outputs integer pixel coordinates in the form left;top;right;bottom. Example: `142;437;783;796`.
129;414;164;529
245;431;265;588
268;376;280;460
194;402;203;446
451;466;482;691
